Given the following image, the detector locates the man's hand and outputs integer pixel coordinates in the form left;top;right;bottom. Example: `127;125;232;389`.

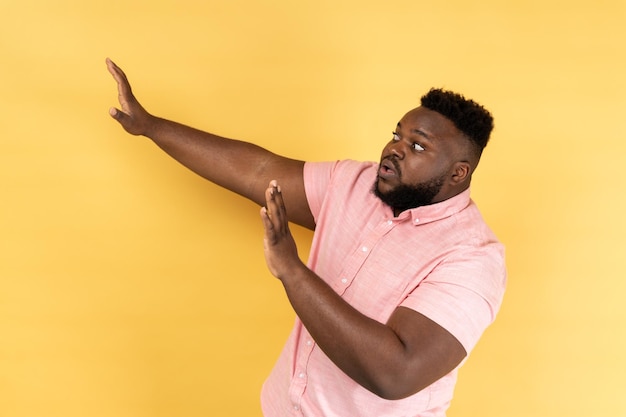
260;180;305;280
106;58;153;136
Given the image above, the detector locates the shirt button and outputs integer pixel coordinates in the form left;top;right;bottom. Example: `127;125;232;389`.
306;339;313;346
298;372;306;378
414;218;420;224
361;246;368;252
341;278;348;284
387;220;393;225
294;405;300;411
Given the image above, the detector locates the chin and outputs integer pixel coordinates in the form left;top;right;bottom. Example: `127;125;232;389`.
372;179;389;200
374;177;394;194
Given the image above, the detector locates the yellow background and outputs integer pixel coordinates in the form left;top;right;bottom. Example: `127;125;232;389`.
1;0;625;416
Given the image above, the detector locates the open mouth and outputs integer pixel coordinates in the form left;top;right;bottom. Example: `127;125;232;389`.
378;158;399;179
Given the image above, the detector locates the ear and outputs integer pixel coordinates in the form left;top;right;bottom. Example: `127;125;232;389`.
450;161;471;184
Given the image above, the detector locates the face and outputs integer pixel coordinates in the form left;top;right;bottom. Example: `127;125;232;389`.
374;106;469;214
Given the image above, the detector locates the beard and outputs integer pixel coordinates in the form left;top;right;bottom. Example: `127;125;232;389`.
373;174;445;213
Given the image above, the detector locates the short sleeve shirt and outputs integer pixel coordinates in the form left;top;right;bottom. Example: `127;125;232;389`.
260;160;506;417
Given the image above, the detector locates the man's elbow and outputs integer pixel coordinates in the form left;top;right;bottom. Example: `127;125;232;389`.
365;373;428;401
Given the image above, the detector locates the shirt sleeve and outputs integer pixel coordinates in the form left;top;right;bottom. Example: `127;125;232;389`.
400;242;506;354
302;160;340;223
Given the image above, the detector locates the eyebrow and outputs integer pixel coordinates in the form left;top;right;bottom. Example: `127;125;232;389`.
396;122;435;141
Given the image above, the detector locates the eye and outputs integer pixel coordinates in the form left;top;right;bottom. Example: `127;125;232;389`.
391;132;400;141
412;142;425;152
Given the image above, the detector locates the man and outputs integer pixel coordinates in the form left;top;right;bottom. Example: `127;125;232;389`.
106;58;506;416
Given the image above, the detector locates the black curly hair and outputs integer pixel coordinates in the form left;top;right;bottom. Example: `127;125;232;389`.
420;88;494;157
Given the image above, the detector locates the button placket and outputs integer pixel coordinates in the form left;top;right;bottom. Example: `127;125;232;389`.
288;327;316;413
333;218;397;292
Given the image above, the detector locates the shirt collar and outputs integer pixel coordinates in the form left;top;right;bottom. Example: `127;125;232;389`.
394;188;472;226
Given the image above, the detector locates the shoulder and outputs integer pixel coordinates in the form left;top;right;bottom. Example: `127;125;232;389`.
303;160;378;217
304;159;377;182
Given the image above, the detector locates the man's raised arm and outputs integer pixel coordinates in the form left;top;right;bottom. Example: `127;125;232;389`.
106;58;314;230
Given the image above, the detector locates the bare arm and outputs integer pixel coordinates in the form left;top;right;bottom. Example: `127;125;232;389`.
260;181;467;400
106;58;315;230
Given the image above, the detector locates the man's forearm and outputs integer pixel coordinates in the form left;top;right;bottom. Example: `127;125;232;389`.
144;115;277;205
279;263;414;399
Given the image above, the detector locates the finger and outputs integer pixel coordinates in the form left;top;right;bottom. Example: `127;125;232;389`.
260;206;277;245
260;206;273;228
265;181;286;225
106;58;129;84
109;107;139;135
263;185;275;220
272;183;287;221
106;58;134;103
106;58;124;84
108;106;132;127
105;57;116;72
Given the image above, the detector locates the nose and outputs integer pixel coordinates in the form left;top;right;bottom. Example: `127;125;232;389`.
389;140;406;159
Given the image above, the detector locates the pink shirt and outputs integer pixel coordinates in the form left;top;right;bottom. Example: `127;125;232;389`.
261;160;506;417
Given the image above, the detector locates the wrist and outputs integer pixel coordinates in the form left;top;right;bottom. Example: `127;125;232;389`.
277;258;308;285
143;113;161;138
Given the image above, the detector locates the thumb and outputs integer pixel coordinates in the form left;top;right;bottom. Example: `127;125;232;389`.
108;107;139;135
109;107;122;119
108;107;128;125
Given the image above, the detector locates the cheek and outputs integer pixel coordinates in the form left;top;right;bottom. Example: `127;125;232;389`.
400;163;424;184
403;158;447;183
